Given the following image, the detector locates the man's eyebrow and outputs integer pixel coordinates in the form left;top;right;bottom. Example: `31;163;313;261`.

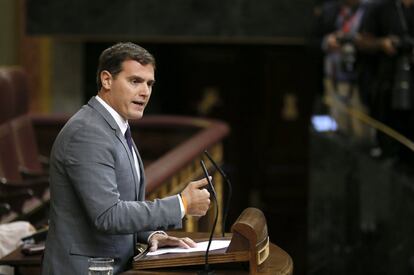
128;75;155;84
127;75;144;80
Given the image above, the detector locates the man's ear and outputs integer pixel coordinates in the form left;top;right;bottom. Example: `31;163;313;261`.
100;70;112;89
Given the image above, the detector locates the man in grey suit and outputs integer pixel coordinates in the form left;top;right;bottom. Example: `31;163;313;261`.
42;42;211;274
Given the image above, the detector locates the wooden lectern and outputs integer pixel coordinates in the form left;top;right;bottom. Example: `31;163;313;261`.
132;208;291;275
0;207;292;275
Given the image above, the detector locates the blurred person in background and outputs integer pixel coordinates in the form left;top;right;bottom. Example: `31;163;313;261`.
358;0;414;162
315;0;371;139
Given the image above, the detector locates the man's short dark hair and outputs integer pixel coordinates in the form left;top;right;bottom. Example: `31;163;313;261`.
96;42;156;90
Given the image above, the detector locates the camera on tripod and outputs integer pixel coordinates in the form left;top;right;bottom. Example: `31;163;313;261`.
336;35;357;73
391;35;414;110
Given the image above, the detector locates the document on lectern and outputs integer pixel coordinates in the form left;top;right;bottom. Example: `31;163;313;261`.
147;240;231;256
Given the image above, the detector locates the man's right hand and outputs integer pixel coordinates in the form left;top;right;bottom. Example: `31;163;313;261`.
326;33;341;51
181;178;211;216
380;36;398;56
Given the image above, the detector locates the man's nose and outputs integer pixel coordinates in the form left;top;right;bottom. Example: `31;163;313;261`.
140;84;151;97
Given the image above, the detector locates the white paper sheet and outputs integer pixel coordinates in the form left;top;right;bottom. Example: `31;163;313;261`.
147;240;231;256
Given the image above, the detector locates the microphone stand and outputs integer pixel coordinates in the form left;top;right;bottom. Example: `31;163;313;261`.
204;150;232;237
198;160;218;275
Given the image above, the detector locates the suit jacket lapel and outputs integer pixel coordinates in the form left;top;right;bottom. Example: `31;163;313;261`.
117;131;140;191
87;97;140;197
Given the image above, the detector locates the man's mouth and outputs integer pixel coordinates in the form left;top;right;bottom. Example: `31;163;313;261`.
132;100;145;108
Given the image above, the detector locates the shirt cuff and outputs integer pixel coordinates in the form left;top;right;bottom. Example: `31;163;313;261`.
177;194;185;218
146;195;184;243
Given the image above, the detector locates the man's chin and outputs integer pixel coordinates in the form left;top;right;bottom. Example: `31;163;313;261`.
128;111;144;121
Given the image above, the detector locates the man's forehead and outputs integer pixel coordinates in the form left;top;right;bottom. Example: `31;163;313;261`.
122;59;154;69
120;60;155;76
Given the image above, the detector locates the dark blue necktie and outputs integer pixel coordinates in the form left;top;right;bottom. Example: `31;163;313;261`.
124;126;133;154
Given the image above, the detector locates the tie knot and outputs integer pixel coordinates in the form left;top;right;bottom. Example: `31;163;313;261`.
125;126;132;139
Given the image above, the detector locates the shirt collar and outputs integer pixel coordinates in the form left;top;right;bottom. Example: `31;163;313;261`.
95;95;129;135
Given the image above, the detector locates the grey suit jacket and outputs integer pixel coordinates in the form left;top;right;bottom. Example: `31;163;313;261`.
42;97;182;275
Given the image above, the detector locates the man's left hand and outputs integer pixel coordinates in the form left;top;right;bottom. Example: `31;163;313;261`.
148;233;197;252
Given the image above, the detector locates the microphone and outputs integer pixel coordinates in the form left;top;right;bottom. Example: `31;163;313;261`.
198;160;218;275
203;150;232;237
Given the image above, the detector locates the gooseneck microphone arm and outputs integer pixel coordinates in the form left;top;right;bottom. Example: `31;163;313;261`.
204;150;232;237
199;160;218;275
